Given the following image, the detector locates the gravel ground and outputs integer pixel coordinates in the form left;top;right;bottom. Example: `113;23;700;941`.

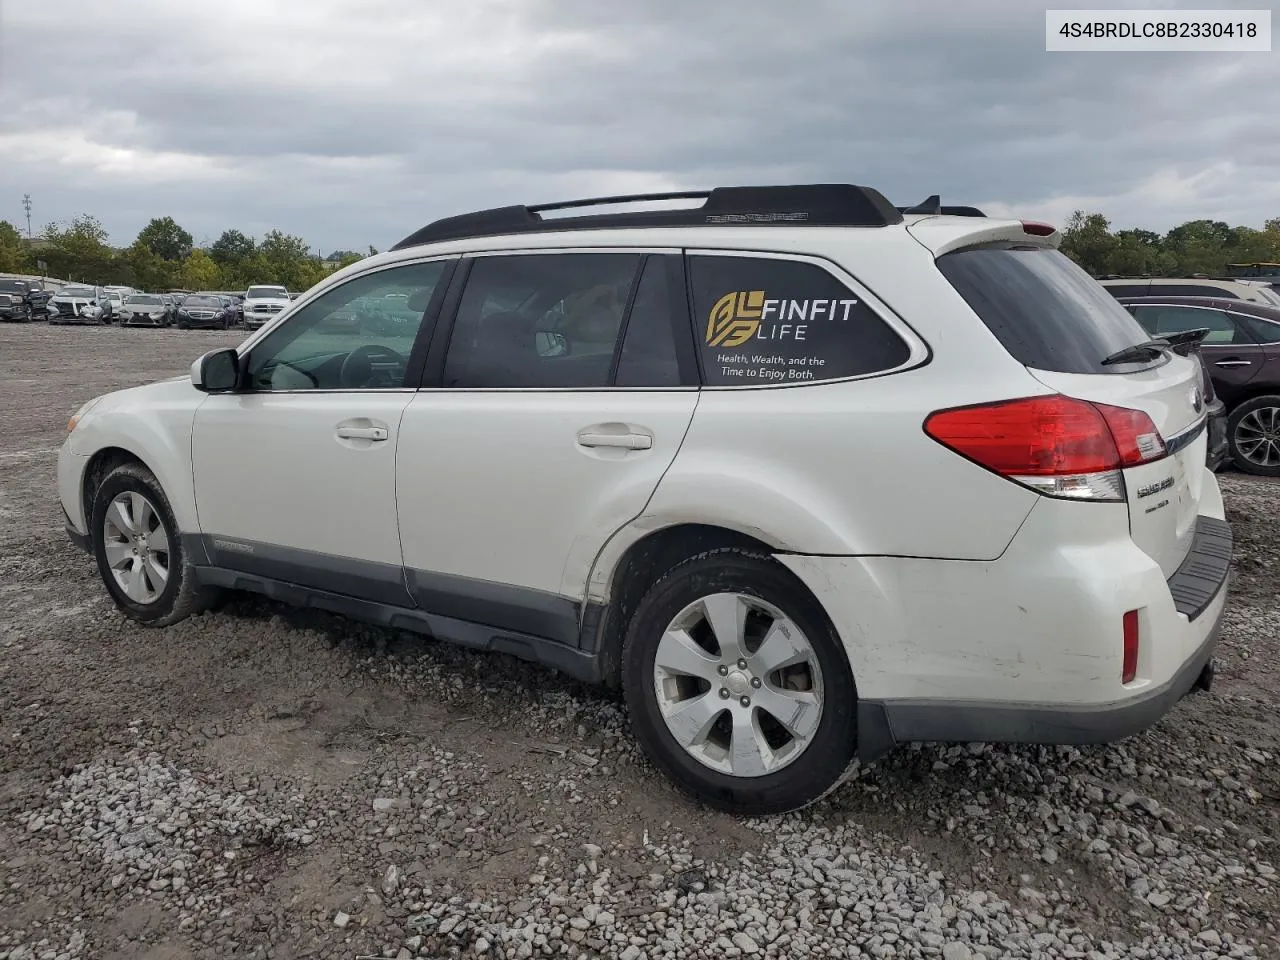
1;321;1277;960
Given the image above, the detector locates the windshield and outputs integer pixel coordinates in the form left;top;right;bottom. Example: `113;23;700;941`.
61;286;97;297
0;279;27;292
246;286;288;299
937;244;1157;374
184;296;220;307
127;295;163;306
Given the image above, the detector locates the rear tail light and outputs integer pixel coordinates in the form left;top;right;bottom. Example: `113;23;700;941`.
923;394;1167;501
1122;610;1139;683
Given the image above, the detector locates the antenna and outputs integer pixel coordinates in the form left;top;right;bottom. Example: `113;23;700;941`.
22;194;32;239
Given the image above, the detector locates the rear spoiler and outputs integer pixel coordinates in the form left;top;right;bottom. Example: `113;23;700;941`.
897;194;987;218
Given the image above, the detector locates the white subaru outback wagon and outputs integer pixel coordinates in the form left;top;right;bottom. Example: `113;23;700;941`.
59;185;1232;814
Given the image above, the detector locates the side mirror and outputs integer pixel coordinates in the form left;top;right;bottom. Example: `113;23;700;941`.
191;347;240;392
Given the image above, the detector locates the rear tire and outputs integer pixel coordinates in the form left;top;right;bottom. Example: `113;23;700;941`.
90;464;219;626
621;548;858;815
1227;395;1280;477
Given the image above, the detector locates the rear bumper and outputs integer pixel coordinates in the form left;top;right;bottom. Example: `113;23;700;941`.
855;575;1224;758
779;483;1232;762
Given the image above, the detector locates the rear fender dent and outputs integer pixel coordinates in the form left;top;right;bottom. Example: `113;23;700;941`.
581;495;836;605
774;553;901;696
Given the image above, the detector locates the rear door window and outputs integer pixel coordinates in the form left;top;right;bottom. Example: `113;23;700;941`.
1130;305;1250;345
443;253;643;388
614;256;683;387
686;254;911;386
1231;313;1280;344
937;244;1156;374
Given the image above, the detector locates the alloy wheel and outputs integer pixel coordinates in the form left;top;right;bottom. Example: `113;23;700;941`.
1234;406;1280;469
102;491;171;604
651;592;824;778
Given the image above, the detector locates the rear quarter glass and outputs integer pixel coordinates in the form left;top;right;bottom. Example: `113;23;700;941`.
687;255;910;386
936;244;1155;375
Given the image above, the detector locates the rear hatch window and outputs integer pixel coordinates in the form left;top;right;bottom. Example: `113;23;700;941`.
937;244;1158;374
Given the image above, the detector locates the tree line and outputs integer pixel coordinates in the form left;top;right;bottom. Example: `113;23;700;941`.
0;214;373;291
3;209;1278;293
1058;211;1280;277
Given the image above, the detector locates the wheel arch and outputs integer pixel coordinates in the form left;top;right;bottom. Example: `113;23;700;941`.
1224;387;1280;415
77;433;198;536
586;521;827;688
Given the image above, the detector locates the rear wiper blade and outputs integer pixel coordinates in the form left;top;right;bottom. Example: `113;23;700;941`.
1159;327;1211;356
1101;339;1170;366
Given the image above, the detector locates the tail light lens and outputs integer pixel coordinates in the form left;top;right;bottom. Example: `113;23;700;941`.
1093;403;1167;467
1122;610;1140;683
923;394;1166;501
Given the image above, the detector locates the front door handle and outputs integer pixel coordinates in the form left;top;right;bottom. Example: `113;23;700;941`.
577;431;653;450
336;425;389;441
1214;360;1252;367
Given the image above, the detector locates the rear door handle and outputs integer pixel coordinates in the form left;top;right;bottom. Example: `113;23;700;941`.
336;425;389;441
577;431;653;450
1214;360;1252;367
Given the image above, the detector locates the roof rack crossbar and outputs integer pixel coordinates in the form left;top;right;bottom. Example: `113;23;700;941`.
389;183;905;250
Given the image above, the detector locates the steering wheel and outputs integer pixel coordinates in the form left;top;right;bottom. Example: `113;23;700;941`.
339;344;405;388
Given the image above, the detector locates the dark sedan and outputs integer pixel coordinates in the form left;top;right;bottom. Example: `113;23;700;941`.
174;294;234;330
1118;295;1280;476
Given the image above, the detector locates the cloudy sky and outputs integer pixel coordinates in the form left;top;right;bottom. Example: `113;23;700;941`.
0;0;1275;253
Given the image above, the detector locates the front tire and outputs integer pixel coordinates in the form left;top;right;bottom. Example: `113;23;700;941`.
1227;395;1280;477
621;549;858;815
90;464;218;626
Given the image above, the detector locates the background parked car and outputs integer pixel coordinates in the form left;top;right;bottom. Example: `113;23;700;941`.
242;284;291;329
120;293;173;328
0;278;35;322
1102;277;1280;306
0;277;52;320
100;289;124;321
174;294;234;329
47;285;111;324
1119;295;1280;476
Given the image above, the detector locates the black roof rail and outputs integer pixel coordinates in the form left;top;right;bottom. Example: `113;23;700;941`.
895;195;987;218
390;184;903;249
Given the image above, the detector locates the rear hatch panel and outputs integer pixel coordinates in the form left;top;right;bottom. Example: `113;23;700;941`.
924;224;1208;580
